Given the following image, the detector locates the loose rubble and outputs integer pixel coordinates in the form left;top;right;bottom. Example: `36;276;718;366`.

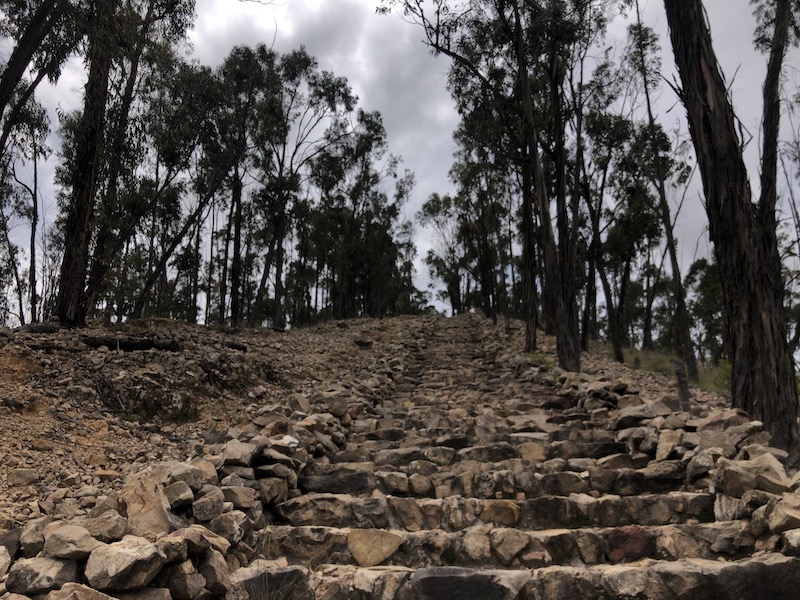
1;313;799;599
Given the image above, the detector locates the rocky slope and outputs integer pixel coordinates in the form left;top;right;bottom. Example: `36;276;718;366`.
1;313;799;599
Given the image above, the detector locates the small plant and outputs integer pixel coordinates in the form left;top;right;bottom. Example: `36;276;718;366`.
530;350;553;368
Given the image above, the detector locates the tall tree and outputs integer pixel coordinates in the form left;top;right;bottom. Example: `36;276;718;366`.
55;0;119;326
663;0;799;456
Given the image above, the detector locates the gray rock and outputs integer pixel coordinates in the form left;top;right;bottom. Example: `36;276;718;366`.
198;548;232;594
20;516;51;557
155;534;188;565
258;477;289;504
115;589;173;600
298;468;375;495
0;544;10;578
222;440;258;466
6;557;80;595
41;524;104;560
163;462;208;492
84;535;166;591
222;485;260;509
193;487;225;522
208;510;247;544
152;560;207;600
45;582;116;600
168;524;231;554
164;480;195;509
77;509;128;543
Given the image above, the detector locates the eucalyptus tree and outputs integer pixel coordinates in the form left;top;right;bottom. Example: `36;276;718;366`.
417;192;467;315
308;109;417;319
83;0;197;317
663;0;800;455
248;46;357;328
56;0;121;326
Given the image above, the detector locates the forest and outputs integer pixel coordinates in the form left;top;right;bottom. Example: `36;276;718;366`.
1;1;800;453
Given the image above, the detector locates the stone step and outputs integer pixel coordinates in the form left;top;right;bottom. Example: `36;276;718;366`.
230;553;800;600
258;520;757;570
275;491;715;531
298;459;696;500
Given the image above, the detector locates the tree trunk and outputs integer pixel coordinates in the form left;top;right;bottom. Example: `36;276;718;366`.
84;0;154;314
230;170;243;327
56;0;117;327
513;0;578;371
663;0;799;457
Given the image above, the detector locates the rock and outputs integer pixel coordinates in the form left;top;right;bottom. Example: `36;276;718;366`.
480;500;521;527
8;468;39;486
462;526;492;562
713;553;800;598
46;582;116;600
458;442;517;463
6;557;80;595
0;527;21;560
84;535;166;591
20;516;51;557
162;462;208;492
164;481;195;509
115;589;173;600
347;529;404;567
782;528;800;555
0;545;11;578
602;525;655;562
192;487;225;522
614;402;673;429
222;485;260;509
152;560;207;600
41;524;104;559
715;454;791;498
119;477;171;541
208;510;247;544
298;468;375;495
169;524;231;554
377;471;409;495
198;548;232;594
78;510;128;543
258;477;289;505
222;440;258;466
489;528;529;565
769;494;800;534
655;429;684;461
155;534;188;565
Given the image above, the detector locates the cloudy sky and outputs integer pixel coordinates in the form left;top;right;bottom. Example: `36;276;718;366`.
186;0;798;279
28;0;800;300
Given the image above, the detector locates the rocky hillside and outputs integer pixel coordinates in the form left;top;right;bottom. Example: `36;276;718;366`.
1;313;800;599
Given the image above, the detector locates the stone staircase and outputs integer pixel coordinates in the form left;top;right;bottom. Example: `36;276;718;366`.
238;315;800;599
4;313;800;599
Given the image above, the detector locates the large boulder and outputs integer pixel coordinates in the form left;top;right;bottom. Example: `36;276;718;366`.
84;535;166;591
6;557;80;595
120;476;172;541
42;524;104;560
